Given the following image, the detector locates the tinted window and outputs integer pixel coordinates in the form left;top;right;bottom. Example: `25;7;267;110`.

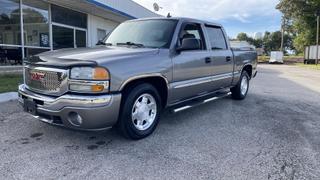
51;5;87;28
205;26;227;50
179;24;206;50
105;20;177;48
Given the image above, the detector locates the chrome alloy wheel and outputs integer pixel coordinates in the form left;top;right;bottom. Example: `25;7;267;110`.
240;75;249;96
131;93;157;131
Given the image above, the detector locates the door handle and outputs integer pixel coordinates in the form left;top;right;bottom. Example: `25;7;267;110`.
226;56;231;62
205;57;212;63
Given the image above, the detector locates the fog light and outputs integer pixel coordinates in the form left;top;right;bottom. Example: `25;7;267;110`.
68;112;83;126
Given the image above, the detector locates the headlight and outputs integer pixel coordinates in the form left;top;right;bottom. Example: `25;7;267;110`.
70;67;109;80
69;67;110;93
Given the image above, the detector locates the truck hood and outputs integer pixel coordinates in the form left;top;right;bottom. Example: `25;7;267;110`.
28;46;160;68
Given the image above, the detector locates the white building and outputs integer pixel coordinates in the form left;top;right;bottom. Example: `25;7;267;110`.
0;0;159;64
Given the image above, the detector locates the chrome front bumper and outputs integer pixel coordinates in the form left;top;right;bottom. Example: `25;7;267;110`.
18;84;122;130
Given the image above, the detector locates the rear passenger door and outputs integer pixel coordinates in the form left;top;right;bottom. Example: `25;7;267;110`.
205;25;234;89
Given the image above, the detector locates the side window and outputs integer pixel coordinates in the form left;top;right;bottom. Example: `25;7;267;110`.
179;23;206;50
205;26;227;50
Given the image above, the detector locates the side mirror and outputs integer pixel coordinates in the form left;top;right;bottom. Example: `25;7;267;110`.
176;38;201;52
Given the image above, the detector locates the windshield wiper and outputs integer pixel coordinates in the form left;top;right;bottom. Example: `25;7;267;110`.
96;40;112;46
116;42;145;48
212;47;224;50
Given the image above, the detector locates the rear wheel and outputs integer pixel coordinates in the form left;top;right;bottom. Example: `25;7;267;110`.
117;83;162;140
231;71;250;100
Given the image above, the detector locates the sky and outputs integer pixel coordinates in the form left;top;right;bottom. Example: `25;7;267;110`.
133;0;282;38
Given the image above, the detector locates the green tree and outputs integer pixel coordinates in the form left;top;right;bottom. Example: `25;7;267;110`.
237;32;250;41
236;31;294;55
277;0;320;53
263;31;294;54
236;32;263;48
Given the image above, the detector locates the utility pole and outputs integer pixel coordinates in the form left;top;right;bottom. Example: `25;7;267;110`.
316;10;320;65
280;16;284;52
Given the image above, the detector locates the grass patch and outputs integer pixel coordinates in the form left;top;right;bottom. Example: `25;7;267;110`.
258;56;270;63
294;63;320;70
0;74;23;93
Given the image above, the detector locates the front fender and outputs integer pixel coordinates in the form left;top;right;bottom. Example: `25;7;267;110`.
119;73;169;91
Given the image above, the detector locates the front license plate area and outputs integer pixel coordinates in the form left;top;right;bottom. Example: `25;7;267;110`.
24;99;37;115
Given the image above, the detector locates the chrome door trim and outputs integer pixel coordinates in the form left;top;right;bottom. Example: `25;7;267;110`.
172;72;233;89
173;76;212;89
212;72;233;82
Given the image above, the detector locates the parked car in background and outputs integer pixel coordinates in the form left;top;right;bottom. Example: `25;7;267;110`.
18;17;257;139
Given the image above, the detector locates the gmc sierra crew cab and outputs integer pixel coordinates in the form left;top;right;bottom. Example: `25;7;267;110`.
19;17;257;139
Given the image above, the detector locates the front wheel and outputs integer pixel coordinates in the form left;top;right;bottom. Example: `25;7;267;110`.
230;71;250;100
117;83;162;140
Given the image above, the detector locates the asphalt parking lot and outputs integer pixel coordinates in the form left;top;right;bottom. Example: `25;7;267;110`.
1;64;320;180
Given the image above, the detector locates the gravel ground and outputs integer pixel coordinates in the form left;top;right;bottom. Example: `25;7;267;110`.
0;64;320;180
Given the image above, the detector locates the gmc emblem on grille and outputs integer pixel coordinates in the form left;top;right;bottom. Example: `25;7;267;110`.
30;72;45;81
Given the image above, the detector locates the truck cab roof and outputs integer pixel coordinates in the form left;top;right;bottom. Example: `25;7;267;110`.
127;17;223;28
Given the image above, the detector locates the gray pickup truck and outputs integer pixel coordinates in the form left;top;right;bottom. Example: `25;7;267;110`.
19;17;257;139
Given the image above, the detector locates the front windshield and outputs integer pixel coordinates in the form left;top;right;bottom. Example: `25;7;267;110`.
105;19;178;48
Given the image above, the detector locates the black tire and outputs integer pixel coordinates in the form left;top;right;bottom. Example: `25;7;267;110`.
230;71;250;100
117;83;162;140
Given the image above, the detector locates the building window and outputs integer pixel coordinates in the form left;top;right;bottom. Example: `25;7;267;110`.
0;46;22;65
1;0;91;65
76;30;86;48
51;4;87;50
53;26;87;49
52;25;74;49
22;0;49;48
0;0;22;65
24;47;47;59
51;4;87;28
97;28;107;41
0;0;21;45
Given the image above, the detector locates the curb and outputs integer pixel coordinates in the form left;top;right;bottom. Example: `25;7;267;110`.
0;66;23;75
0;92;18;103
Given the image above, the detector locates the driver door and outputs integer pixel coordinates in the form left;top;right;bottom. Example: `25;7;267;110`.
171;23;213;103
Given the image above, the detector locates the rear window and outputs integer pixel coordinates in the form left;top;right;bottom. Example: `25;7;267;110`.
205;26;228;50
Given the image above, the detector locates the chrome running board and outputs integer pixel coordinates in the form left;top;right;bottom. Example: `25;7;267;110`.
170;91;231;113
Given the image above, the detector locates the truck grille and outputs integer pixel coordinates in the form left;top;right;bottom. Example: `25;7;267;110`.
25;66;68;96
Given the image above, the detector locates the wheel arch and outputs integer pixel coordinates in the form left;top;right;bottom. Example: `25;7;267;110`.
119;74;169;108
241;64;253;78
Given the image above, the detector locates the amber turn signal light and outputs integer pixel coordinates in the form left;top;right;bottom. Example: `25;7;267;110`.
93;67;109;80
91;84;105;92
